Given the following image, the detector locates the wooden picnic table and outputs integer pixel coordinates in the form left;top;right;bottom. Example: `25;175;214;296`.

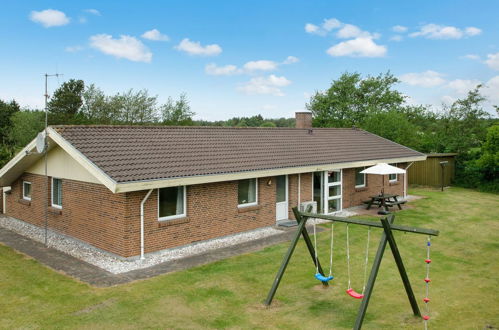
363;194;406;212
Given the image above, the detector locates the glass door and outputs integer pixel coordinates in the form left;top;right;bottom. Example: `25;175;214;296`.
326;170;342;213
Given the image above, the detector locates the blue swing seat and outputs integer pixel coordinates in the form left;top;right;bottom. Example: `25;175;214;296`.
315;273;334;282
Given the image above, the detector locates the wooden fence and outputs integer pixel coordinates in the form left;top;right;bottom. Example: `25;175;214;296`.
407;153;457;187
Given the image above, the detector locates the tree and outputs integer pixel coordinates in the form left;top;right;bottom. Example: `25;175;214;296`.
161;93;195;125
438;86;490;154
48;79;85;124
0;99;20;144
114;89;159;124
362;111;420;150
9;111;45;147
307;72;405;128
81;84;116;124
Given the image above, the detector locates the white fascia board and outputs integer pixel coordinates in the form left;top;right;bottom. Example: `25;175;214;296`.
46;127;117;192
0;138;38;186
114;155;426;193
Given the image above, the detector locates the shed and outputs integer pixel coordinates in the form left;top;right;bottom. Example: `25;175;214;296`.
407;153;458;187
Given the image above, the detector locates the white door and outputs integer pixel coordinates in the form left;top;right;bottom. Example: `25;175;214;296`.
275;175;288;221
325;170;342;214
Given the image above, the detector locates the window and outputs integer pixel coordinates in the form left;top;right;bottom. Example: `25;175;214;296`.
158;186;186;220
355;167;366;188
389;163;398;182
23;181;32;200
238;178;257;207
51;178;62;208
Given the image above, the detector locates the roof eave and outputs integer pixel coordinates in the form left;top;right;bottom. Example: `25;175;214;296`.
113;155;426;193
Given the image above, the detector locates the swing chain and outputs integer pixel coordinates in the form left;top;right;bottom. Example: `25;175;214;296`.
361;226;371;294
313;221;319;274
329;221;334;277
346;223;351;289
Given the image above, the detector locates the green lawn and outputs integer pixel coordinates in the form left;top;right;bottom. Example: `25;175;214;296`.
0;187;498;329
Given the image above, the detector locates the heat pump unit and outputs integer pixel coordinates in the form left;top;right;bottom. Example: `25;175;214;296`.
299;201;317;213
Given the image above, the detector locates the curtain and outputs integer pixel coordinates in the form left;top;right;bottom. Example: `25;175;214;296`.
176;187;184;214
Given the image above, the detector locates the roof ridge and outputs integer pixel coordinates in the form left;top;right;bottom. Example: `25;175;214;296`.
51;125;358;130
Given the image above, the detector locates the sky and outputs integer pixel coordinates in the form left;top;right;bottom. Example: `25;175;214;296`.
1;0;498;120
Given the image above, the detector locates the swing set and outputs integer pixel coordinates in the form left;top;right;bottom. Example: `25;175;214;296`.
265;207;439;330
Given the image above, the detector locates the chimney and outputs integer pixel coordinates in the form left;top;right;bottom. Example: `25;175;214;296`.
295;112;312;129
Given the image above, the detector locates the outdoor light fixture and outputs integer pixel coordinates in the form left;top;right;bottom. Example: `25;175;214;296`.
267;179;272;186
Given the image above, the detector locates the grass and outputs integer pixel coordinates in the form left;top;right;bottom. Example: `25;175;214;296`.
0;187;498;329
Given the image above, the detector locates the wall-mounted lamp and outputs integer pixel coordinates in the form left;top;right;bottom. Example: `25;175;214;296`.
267;179;272;186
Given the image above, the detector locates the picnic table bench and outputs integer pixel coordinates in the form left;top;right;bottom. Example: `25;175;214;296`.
362;194;406;212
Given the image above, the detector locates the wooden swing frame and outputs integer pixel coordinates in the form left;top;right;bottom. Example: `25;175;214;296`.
264;207;439;330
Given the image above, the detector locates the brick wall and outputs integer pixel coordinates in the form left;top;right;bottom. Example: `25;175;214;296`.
4;173;128;256
3;167;404;258
342;164;406;209
124;177;277;257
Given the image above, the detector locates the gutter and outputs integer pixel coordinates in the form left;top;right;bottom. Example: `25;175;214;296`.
140;189;153;260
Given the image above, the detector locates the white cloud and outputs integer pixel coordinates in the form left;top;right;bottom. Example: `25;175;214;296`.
410;24;481;39
84;9;101;16
336;24;376;39
65;45;84;52
305;23;320;34
305;18;341;35
30;9;70;27
390;35;403;42
483;76;499;103
78;16;87;24
399;71;446;87
141;29;169;41
441;95;456;105
465;27;482;36
326;37;386;57
447;79;481;94
485;52;499;71
90;34;152;62
392;25;408;33
205;63;241;76
237;75;291;96
283;56;299;64
323;18;341;31
243;60;278;72
462;54;481;60
206;56;298;76
175;38;222;56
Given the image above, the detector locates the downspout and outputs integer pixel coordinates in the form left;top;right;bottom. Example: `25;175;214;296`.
404;162;414;199
140;189;153;260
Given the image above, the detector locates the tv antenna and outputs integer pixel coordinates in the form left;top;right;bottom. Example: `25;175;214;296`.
43;73;63;246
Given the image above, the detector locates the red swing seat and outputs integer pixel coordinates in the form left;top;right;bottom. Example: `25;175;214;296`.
346;288;364;299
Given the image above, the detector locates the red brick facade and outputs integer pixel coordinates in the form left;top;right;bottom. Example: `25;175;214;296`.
342;164;406;209
3;166;405;257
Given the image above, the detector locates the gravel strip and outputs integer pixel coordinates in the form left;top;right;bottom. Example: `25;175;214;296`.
0;216;283;274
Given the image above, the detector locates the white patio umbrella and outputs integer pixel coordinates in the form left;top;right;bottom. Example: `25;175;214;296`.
360;163;406;195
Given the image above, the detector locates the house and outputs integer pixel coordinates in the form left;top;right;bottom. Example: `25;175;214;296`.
0;112;425;259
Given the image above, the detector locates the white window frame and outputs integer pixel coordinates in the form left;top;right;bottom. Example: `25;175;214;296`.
355;167;366;188
324;170;342;214
237;178;258;208
389;163;398;182
157;186;187;221
22;181;32;201
51;177;62;209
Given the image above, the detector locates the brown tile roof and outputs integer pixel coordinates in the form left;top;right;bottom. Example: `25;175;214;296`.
54;125;424;183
